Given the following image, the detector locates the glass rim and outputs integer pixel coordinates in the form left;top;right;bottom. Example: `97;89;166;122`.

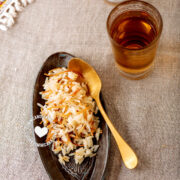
106;0;163;51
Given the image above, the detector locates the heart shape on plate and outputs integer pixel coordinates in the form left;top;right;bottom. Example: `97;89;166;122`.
35;126;48;138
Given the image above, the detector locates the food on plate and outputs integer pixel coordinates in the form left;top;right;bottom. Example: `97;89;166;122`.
38;67;102;165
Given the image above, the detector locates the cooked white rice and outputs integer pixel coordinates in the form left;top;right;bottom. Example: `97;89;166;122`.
38;67;102;165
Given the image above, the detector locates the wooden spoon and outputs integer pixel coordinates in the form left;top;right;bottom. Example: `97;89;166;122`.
68;58;138;169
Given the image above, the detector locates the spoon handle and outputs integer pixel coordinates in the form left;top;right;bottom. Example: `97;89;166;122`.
96;98;138;169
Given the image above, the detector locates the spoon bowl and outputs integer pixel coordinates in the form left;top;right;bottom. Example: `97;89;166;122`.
68;58;102;97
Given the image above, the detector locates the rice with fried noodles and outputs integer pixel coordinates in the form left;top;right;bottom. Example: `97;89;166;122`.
38;67;102;165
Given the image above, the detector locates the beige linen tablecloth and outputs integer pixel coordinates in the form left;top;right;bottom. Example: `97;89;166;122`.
0;0;179;179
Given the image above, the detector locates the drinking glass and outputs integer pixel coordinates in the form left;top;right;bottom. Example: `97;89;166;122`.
106;0;163;79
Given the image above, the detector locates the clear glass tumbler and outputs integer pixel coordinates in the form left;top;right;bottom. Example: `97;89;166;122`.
106;0;163;79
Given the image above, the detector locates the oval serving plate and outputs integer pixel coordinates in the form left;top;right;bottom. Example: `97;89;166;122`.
32;52;110;180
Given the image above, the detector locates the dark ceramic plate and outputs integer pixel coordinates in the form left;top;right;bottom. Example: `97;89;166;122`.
32;52;110;180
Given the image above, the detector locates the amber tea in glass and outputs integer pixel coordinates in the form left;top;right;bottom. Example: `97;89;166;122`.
107;0;163;79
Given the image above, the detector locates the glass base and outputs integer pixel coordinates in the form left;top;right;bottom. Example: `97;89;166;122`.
104;0;123;4
106;0;122;2
115;62;154;80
